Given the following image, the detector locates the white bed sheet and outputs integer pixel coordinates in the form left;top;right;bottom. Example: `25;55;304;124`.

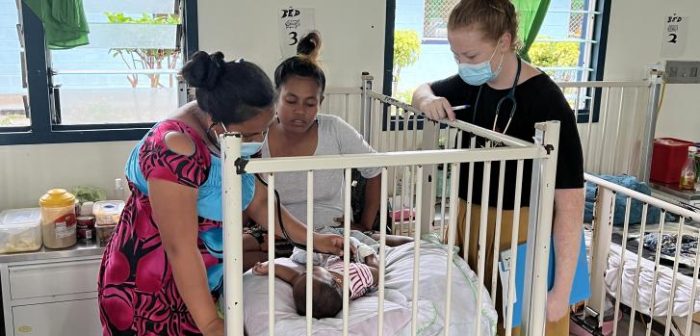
585;229;700;317
242;239;498;335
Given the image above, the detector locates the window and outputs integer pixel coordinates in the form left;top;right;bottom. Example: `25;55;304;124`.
0;0;198;145
52;1;182;125
422;0;458;40
390;0;610;101
532;0;599;83
0;0;29;128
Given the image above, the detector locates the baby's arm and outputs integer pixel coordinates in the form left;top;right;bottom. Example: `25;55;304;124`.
364;254;380;287
252;262;303;285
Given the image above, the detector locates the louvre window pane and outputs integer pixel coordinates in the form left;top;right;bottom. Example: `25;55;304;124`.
0;0;29;127
50;0;181;125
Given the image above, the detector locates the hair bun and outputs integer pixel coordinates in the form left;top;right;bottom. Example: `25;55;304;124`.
296;31;322;61
181;51;227;90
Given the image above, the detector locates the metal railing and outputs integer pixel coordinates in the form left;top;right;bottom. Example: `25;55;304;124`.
582;173;700;336
220;75;561;335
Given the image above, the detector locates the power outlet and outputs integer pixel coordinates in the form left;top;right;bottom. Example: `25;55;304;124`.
664;60;700;84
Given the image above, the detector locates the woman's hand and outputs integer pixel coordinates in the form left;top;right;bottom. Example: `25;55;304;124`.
418;96;455;121
314;233;345;256
252;261;269;275
201;318;224;336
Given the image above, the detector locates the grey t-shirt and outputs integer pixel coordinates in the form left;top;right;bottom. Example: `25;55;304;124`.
262;114;381;230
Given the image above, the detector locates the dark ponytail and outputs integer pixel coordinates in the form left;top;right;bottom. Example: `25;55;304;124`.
274;31;326;94
181;51;275;124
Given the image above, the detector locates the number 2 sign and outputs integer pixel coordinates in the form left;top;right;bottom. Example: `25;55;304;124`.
661;13;688;57
278;7;315;58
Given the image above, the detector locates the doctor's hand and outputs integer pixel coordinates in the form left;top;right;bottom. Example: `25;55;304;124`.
313;233;346;256
417;96;455;121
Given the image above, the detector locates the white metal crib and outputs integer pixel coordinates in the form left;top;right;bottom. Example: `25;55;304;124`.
345;72;700;336
220;89;562;335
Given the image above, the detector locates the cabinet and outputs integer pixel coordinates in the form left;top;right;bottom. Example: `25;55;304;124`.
0;245;103;336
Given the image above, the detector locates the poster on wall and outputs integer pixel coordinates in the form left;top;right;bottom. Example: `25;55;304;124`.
660;13;689;58
278;7;316;59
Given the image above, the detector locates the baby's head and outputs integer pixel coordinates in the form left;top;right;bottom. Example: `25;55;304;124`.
292;266;343;319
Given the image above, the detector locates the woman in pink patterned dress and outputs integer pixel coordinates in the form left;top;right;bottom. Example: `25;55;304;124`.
97;51;345;336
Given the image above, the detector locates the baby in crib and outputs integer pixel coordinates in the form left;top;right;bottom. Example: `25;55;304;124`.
252;232;398;319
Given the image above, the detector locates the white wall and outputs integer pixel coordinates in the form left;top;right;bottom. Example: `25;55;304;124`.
605;0;700;141
0;1;388;211
0;142;135;210
197;0;387;88
4;1;698;210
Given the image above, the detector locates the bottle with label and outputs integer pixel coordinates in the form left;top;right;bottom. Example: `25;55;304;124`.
679;146;697;190
39;189;77;249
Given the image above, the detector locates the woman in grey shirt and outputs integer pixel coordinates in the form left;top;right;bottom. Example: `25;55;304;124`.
262;31;382;232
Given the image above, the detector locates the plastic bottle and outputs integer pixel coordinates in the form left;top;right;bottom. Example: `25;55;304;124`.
39;189;77;249
679;146;697;190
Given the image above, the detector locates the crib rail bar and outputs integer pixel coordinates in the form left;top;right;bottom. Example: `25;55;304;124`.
326;87;362;94
521;121;560;335
556;80;649;88
306;171;314;336
366;91;533;148
267;175;276;336
240;147;544;174
585;174;700;222
221;133;245;336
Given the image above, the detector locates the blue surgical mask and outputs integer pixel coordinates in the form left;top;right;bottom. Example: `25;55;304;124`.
241;140;264;157
216;122;267;157
457;42;504;86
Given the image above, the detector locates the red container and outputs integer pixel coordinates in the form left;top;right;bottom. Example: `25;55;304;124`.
650;138;694;184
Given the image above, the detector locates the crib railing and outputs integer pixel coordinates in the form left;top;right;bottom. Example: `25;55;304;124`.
558;77;662;180
221;116;561;336
583;174;700;336
333;73;662;179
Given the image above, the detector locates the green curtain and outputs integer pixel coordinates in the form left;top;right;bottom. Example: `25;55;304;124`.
23;0;89;49
512;0;551;62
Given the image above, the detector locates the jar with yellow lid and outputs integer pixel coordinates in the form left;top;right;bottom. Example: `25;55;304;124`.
39;189;77;249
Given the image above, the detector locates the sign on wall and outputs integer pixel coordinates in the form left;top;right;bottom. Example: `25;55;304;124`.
278;7;316;58
661;13;689;58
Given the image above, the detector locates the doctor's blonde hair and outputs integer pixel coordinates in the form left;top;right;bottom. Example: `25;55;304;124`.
448;0;521;50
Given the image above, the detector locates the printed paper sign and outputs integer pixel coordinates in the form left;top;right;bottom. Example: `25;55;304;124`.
278;7;316;59
661;13;688;58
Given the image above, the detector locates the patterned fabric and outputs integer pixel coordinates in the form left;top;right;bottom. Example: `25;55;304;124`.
643;232;698;259
326;257;374;299
97;120;254;335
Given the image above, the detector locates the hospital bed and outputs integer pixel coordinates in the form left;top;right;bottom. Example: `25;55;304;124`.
220;76;562;335
344;73;700;336
217;70;700;336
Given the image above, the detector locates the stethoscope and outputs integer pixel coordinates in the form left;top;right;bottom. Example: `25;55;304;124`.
472;55;522;135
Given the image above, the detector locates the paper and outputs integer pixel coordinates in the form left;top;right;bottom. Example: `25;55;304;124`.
498;230;591;327
278;7;316;59
661;13;689;58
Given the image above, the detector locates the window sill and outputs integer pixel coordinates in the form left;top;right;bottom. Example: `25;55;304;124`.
0;124;152;145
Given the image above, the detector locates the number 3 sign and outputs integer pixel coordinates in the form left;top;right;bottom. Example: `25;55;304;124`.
278;7;316;58
661;13;688;58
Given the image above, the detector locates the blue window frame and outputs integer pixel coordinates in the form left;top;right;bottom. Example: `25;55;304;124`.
0;0;198;145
